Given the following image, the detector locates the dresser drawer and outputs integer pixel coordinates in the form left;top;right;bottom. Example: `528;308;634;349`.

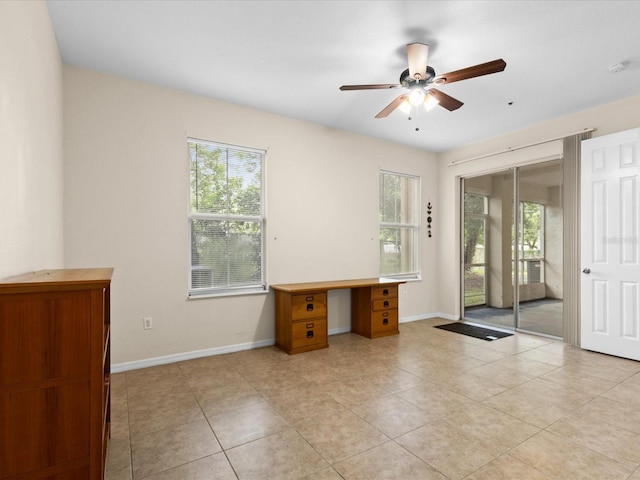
372;285;398;300
291;293;327;320
371;310;399;336
292;319;327;349
372;297;398;311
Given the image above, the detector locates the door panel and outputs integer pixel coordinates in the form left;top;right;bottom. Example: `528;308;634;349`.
581;128;640;360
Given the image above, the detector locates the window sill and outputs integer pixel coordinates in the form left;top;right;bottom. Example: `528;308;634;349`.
188;287;269;300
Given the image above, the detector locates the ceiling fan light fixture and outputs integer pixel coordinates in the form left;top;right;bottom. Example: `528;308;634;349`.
399;99;413;114
408;88;426;106
424;92;439;111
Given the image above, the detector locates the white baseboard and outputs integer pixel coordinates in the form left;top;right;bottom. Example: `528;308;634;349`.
400;312;459;323
112;312;449;373
111;338;276;373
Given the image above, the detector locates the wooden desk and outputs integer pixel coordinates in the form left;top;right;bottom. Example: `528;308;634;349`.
272;278;405;354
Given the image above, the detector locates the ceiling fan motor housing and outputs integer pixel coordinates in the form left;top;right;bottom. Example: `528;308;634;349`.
400;66;436;88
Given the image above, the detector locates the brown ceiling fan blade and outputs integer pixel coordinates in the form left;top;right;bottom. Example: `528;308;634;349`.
339;84;401;91
428;88;464;111
407;43;429;80
433;59;506;85
375;94;408;118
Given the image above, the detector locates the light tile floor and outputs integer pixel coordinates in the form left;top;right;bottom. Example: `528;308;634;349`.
106;318;640;480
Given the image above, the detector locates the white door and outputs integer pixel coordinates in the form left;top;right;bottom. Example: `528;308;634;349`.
581;128;640;361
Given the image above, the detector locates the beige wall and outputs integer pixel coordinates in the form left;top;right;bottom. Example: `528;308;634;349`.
63;67;440;368
438;96;640;319
6;3;640;370
0;1;64;277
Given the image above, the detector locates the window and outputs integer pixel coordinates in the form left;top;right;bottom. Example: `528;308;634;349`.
379;170;420;279
188;139;265;297
516;201;544;285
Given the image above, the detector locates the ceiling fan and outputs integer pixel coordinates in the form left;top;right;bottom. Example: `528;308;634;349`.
340;43;506;119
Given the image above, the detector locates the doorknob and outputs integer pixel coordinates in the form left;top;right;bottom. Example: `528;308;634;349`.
582;268;591;274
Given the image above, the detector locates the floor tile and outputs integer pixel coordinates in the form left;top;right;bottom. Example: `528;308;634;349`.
130;419;221;478
481;387;570;428
546;411;640;468
396;420;500;480
225;429;328;480
105;438;132;480
299;467;344;479
466;361;535;388
510;430;634;480
491;356;559;377
206;399;289;449
359;366;426;394
434;370;508;401
333;440;447;479
322;377;388;408
396;383;477;421
104;320;640;480
464;453;553;479
575;396;640;434
351;394;435;438
296;409;389;464
540;365;619;395
196;380;263;415
141;452;236;479
128;389;205;437
601;375;640;406
443;403;540;452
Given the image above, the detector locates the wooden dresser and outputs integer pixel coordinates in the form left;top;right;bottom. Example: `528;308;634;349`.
0;268;113;480
272;278;404;354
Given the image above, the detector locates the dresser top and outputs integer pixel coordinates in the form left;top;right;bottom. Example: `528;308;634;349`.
0;268;113;293
271;277;404;293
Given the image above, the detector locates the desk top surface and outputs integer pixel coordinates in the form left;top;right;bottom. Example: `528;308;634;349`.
271;277;405;293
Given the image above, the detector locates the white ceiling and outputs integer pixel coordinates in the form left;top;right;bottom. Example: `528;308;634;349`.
46;0;640;152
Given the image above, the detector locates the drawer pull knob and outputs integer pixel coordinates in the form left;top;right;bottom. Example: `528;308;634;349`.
307;330;314;338
306;296;314;302
382;312;389;317
306;323;314;328
383;301;389;308
306;303;314;311
383;318;389;325
383;289;389;296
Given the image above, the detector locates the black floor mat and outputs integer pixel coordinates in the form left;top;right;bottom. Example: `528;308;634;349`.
434;322;513;341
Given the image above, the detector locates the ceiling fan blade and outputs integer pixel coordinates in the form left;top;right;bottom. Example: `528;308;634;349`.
407;43;429;80
340;84;401;91
428;88;464;111
433;59;506;85
375;94;408;118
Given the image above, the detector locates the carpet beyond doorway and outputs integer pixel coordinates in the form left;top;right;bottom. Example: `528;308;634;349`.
434;322;513;341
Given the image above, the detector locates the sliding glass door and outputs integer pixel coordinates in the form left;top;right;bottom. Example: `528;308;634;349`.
516;161;564;337
461;160;564;338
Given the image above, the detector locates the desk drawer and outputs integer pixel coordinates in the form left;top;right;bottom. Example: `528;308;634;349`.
372;297;398;311
371;310;398;335
372;285;398;300
292;319;327;348
292;293;327;320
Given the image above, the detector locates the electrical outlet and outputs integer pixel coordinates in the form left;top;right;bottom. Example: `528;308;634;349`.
143;317;153;330
402;291;408;300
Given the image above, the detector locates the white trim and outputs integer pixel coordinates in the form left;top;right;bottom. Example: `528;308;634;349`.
111;338;276;373
111;313;448;373
400;312;459;323
448;128;595;166
329;326;352;336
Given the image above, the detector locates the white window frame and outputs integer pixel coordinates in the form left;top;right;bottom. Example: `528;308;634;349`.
379;170;421;280
188;138;266;298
